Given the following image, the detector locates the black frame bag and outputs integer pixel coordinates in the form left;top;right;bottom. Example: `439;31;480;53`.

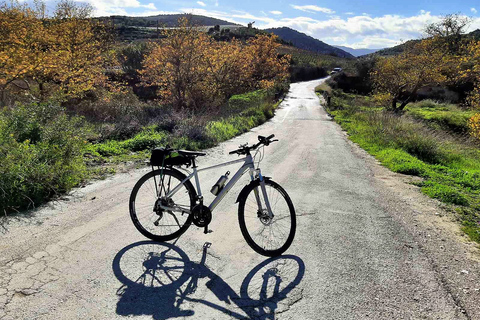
150;147;191;167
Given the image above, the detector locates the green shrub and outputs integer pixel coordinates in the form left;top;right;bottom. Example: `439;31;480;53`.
207;90;276;143
421;181;469;206
0;104;89;213
89;140;127;157
406;100;476;134
122;127;167;152
315;83;332;97
228;90;268;112
207;121;239;142
462;224;480;243
376;149;428;176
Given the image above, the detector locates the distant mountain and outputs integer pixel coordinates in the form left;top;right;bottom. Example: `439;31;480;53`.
98;14;239;28
467;29;480;40
371;39;419;56
334;46;382;57
264;27;354;58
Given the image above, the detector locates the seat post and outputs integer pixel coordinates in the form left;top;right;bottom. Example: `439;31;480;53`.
191;157;197;168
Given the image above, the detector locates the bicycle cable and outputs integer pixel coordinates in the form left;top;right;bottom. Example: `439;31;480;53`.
254;145;265;168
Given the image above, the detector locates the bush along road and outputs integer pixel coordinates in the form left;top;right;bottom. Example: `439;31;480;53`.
0;78;479;319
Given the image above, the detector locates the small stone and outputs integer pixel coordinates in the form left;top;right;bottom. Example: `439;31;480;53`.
25;257;37;264
33;251;48;259
19;289;37;296
461;270;469;275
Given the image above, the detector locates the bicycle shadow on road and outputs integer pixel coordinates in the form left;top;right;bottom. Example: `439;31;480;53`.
112;241;305;320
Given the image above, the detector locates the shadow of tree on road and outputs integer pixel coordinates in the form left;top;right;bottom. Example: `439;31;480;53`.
112;241;305;320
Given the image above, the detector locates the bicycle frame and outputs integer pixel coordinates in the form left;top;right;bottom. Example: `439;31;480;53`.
161;153;273;217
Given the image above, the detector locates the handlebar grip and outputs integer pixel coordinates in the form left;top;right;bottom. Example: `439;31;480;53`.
266;134;275;140
229;150;237;155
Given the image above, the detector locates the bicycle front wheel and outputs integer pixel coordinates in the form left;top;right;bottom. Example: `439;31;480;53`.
238;179;296;257
129;168;196;241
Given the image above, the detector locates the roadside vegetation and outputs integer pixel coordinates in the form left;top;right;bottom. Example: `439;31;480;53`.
319;88;480;242
319;15;480;243
0;1;290;215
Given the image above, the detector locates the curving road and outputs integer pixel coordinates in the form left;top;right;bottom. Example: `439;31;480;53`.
1;78;479;319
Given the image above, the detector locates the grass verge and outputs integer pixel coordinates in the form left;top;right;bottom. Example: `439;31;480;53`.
319;88;480;244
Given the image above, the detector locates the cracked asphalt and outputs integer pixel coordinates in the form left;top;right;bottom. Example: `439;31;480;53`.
1;78;479;319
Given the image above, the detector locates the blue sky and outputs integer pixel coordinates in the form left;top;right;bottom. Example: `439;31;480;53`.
72;0;480;48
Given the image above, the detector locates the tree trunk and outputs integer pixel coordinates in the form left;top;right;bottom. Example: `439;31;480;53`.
391;97;397;111
39;82;46;103
398;97;411;111
398;85;421;112
0;86;6;107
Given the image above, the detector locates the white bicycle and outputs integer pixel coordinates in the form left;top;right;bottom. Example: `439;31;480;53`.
129;134;296;257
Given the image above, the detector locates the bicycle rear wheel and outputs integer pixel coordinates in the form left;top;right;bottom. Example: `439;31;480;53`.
129;168;196;241
238;179;296;257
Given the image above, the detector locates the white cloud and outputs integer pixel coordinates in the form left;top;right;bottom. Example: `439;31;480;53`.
344;12;354;15
270;11;282;15
231;12;276;23
81;0;157;16
179;8;246;24
197;1;206;7
257;11;452;48
470;17;480;30
143;3;156;10
129;10;179;17
215;0;219;7
472;8;478;14
291;5;335;14
84;3;480;49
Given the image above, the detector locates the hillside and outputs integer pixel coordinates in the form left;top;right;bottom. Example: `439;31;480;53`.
264;27;354;58
371;39;419;56
371;29;480;56
97;14;239;28
334;45;382;57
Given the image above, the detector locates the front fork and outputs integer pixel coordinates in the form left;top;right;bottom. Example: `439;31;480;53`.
250;168;274;218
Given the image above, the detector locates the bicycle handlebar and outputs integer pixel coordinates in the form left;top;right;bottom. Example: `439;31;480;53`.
229;134;277;155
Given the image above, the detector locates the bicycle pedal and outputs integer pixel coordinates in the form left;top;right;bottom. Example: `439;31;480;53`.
204;229;213;234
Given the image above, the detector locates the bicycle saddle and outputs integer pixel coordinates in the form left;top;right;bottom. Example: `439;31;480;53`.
177;150;206;157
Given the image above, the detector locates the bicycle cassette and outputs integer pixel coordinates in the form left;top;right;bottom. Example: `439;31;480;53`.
192;204;212;227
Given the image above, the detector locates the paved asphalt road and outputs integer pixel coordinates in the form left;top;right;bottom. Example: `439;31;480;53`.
1;78;479;319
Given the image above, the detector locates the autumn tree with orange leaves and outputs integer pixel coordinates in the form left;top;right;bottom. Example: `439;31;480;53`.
0;0;113;106
0;2;48;105
459;40;480;139
46;0;114;100
141;19;289;113
371;39;450;112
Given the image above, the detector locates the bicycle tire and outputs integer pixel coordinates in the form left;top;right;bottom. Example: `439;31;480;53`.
238;179;296;257
129;168;196;241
